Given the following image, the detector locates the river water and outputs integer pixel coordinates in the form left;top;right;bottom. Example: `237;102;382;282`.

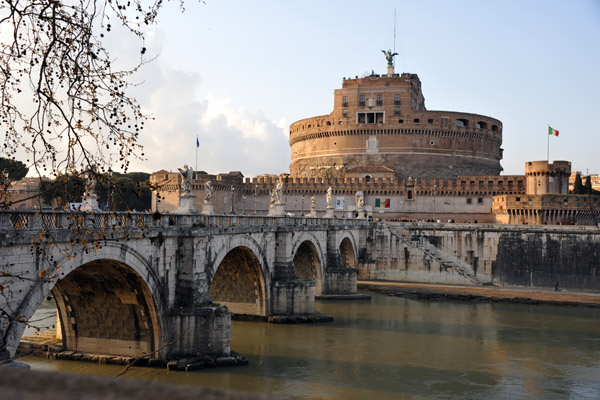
23;292;600;399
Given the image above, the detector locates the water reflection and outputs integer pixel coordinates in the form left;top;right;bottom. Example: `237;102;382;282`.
23;291;600;399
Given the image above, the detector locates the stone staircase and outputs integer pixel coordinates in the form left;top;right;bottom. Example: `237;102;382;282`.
392;229;481;285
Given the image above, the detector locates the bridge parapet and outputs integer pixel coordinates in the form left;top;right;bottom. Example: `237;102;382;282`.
0;210;370;236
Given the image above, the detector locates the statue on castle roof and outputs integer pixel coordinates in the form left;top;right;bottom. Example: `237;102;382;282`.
381;49;398;67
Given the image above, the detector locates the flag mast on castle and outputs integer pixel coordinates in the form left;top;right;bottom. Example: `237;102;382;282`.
547;125;559;161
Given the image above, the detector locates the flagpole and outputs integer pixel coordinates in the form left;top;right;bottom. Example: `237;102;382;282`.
547;125;549;162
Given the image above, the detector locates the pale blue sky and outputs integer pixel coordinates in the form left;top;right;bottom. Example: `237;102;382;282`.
128;0;600;176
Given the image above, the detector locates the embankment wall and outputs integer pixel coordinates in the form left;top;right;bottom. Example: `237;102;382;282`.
360;222;600;290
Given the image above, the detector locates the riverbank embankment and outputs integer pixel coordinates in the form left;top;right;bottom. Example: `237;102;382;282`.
358;280;600;307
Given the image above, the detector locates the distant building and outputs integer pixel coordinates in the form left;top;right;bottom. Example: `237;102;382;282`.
493;161;600;225
569;171;600;192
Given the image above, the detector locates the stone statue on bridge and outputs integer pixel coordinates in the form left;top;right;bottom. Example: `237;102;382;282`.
271;180;283;205
326;187;333;209
311;195;316;211
178;164;193;195
204;181;213;203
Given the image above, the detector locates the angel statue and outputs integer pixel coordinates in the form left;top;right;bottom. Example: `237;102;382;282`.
326;186;333;208
270;180;283;204
311;195;316;211
178;164;193;195
381;49;398;67
85;169;97;194
204;181;213;203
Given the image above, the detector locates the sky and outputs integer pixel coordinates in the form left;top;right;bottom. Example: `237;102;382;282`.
113;0;600;177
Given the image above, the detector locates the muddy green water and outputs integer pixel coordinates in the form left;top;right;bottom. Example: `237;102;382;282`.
23;292;600;399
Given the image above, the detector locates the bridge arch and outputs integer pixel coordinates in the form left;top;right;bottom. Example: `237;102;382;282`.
209;236;269;317
338;232;358;268
5;243;166;359
292;233;325;295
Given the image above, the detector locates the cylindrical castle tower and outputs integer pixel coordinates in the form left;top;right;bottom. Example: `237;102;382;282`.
525;161;571;195
289;67;503;180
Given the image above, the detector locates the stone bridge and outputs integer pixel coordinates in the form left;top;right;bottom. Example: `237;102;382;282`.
0;211;370;362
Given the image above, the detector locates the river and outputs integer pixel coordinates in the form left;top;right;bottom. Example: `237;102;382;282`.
22;291;600;399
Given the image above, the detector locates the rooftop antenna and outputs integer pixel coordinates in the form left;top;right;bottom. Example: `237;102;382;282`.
393;7;396;65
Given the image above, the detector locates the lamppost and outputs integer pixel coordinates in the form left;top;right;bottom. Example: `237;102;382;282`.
431;184;438;222
230;185;236;214
254;184;258;215
294;199;297;214
107;167;114;211
301;195;305;216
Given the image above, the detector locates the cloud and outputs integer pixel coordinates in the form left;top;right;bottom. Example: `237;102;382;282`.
127;35;290;177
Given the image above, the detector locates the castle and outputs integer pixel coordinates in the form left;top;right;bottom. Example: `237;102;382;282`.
150;55;599;226
289;70;503;180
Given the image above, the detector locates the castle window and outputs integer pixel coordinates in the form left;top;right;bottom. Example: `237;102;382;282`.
365;175;372;183
394;94;401;105
357;112;384;124
342;96;348;106
492;124;499;132
488;181;493;186
399;119;404;123
479;181;484;186
441;117;448;126
477;121;488;129
342;109;347;117
456;118;469;127
376;94;383;106
516;197;520;202
414;118;420;123
394;106;400;115
428;119;434;123
359;95;365;106
478;198;483;204
466;198;472;204
407;190;413;200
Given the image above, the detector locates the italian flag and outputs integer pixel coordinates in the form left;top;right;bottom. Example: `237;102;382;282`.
548;126;559;137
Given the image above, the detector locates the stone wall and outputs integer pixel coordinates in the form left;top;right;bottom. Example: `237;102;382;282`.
360;222;600;290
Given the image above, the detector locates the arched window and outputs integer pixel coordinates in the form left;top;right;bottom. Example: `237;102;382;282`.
365;175;372;184
407;190;413;200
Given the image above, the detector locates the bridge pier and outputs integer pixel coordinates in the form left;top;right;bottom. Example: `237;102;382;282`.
168;308;230;359
271;280;315;315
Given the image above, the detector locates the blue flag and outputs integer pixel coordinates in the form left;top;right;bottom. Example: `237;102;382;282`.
196;136;199;148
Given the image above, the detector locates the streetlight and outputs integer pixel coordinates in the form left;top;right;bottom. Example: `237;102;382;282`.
107;167;114;211
431;184;438;222
254;184;258;215
230;185;236;214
